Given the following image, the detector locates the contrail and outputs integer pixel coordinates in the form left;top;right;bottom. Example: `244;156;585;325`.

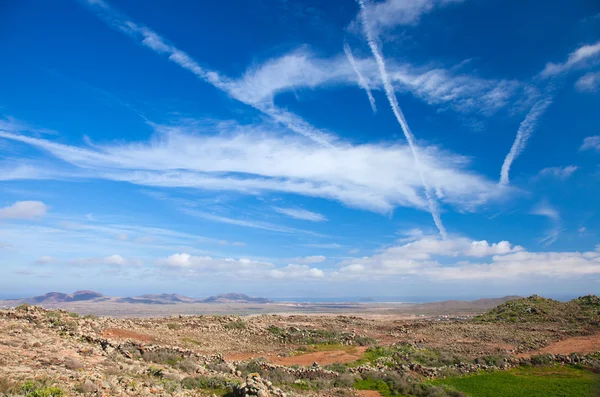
357;0;447;239
83;0;335;147
499;96;552;186
344;41;377;113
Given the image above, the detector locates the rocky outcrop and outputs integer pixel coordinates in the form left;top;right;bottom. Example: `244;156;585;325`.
235;374;286;397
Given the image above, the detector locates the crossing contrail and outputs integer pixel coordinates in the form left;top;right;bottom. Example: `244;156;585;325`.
344;41;377;113
357;0;447;239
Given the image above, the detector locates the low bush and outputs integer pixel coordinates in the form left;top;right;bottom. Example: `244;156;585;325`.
224;319;246;330
19;380;64;397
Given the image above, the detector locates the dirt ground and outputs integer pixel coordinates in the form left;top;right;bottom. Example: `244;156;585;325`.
520;332;600;357
271;347;368;366
1;303;599;397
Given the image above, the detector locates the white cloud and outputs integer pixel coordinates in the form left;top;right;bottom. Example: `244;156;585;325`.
0;201;47;220
116;232;129;241
531;201;560;221
292;255;327;264
540;40;600;78
84;0;523;119
575;71;600;92
225;48;523;115
334;235;600;280
273;207;327;222
69;254;142;266
531;201;561;246
156;253;272;273
181;208;325;237
35;256;54;265
538;165;578;180
0;241;14;250
154;253;324;280
269;264;325;279
0;125;507;218
301;243;342;249
581;135;600;152
356;0;463;35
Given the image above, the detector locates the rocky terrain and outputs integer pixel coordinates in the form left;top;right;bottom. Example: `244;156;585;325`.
1;295;599;396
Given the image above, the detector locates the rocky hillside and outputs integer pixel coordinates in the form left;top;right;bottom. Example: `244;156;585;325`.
474;294;600;324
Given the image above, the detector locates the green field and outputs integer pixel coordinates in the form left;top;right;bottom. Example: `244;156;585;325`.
432;365;600;397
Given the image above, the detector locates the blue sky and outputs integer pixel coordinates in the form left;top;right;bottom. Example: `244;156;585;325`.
1;0;599;299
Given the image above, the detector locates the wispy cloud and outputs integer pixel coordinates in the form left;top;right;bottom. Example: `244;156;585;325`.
538;165;578;180
181;207;326;237
358;0;447;239
0;201;48;220
83;0;335;146
575;71;600;92
68;254;143;267
499;95;553;185
0;123;507;217
290;255;327;264
540;40;600;78
581;135;600;151
300;243;342;249
353;0;464;36
273;207;327;222
531;201;561;246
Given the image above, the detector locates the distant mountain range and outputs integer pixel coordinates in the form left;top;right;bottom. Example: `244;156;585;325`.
8;291;273;305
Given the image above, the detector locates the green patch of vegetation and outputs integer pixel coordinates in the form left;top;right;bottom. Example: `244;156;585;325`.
474;294;600;324
15;303;31;311
354;371;464;397
224;319;247;330
181;376;239;394
354;378;394;395
355;336;378;346
166;322;182;330
68;312;80;318
19;381;64;397
349;346;396;367
142;350;183;366
432;365;599;397
395;343;468;367
267;325;285;336
146;366;164;378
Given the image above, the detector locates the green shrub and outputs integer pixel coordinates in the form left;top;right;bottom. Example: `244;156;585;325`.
224;319;246;330
20;381;64;397
146;366;164;378
181;376;238;392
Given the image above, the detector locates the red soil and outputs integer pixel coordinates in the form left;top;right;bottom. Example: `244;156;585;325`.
102;328;155;342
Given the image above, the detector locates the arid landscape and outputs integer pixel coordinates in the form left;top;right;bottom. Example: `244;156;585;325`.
1;294;599;396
